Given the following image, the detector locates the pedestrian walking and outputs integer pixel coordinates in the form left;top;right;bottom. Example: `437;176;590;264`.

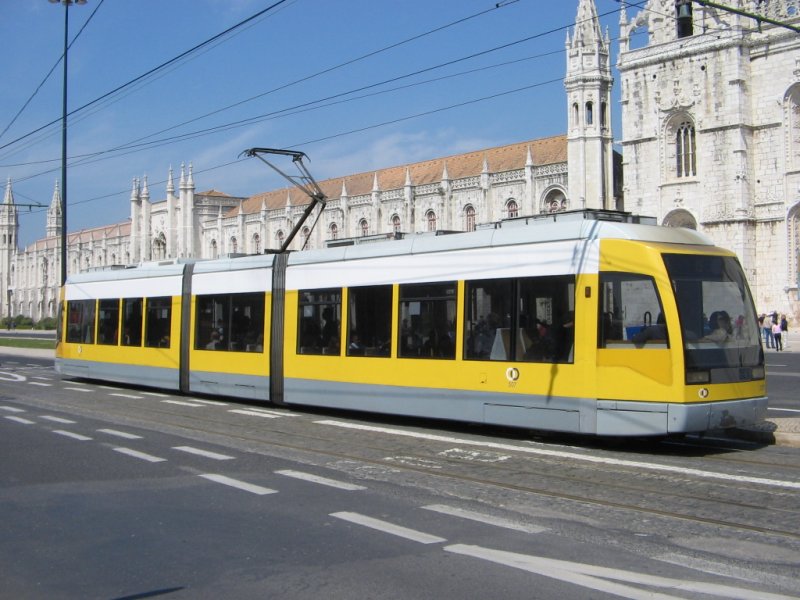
780;314;789;348
760;314;773;348
772;320;783;351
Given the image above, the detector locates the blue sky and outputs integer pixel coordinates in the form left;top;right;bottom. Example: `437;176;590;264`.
1;0;631;247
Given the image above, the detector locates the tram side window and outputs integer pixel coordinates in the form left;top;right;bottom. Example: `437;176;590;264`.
122;298;143;346
144;296;172;348
598;273;668;349
195;292;265;352
464;279;512;360
297;288;341;355
399;282;456;359
347;285;392;357
97;299;120;345
464;276;575;363
66;299;96;344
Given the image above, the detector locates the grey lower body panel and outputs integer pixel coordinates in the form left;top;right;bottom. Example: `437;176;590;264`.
285;378;768;437
189;370;269;401
55;358;179;392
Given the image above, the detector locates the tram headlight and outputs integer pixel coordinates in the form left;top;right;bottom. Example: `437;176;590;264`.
751;366;765;380
686;370;710;384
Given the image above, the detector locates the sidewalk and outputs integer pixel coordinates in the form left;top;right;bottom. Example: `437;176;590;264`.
724;417;800;448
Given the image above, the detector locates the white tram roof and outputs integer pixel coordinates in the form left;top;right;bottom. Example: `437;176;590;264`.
286;212;713;267
66;211;714;284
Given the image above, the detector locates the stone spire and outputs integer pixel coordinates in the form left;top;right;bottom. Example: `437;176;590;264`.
47;180;62;238
572;0;605;51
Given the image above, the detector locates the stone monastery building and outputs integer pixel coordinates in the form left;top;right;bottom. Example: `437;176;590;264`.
2;0;799;322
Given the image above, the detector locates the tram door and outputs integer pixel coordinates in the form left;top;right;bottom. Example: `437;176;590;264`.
596;272;673;403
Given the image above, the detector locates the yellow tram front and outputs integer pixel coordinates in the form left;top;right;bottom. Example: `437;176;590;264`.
595;238;766;435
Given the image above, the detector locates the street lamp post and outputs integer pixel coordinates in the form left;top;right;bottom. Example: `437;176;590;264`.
50;0;86;286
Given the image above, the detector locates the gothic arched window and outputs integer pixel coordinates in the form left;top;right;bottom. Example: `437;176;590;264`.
784;85;800;170
276;230;285;248
426;210;437;232
505;199;519;219
301;227;311;249
464;205;476;232
676;120;697;177
210;239;218;259
391;215;401;232
360;219;369;237
252;233;261;254
329;223;338;240
585;101;594;126
230;237;238;254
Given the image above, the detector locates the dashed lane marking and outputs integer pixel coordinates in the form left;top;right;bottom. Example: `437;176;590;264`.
109;393;143;400
4;416;35;425
275;469;366;491
422;505;548;534
183;398;228;406
162;400;206;407
27;381;52;387
113;447;166;463
53;430;92;441
141;391;170;398
173;446;235;460
198;474;277;495
229;409;281;419
64;387;93;393
40;416;77;424
97;429;142;440
330;512;446;544
0;406;26;413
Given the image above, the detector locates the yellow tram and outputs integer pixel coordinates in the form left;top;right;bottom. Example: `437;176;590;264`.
55;210;767;437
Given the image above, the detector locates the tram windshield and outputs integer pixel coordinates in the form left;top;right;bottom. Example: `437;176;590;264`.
663;254;763;381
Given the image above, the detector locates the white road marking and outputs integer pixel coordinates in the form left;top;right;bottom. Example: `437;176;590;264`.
40;416;76;424
198;474;276;495
275;469;366;491
31;376;52;381
173;446;234;460
0;371;25;382
768;407;800;413
98;429;142;439
162;400;206;407
27;381;52;387
113;447;166;463
316;420;800;491
109;393;143;400
239;407;297;417
141;391;170;397
331;512;446;544
64;387;93;393
229;409;280;419
0;406;26;413
5;416;35;425
53;430;92;441
422;505;547;534
183;398;228;406
445;544;797;600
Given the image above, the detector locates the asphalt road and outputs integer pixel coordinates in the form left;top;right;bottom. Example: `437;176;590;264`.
0;354;798;599
765;348;800;417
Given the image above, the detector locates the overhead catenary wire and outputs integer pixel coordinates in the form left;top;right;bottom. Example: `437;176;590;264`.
0;0;293;157
0;0;106;143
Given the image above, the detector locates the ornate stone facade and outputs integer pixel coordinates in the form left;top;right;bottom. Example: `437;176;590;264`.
618;0;800;319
